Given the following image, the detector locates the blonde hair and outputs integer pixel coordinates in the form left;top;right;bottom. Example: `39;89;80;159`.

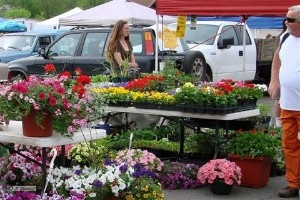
289;5;300;21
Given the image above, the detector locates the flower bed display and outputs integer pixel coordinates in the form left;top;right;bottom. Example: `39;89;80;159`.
92;77;267;114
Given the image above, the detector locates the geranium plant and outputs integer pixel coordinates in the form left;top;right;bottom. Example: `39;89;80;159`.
197;159;242;185
0;64;95;137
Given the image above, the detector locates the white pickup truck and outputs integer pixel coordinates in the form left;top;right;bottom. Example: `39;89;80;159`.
170;21;270;83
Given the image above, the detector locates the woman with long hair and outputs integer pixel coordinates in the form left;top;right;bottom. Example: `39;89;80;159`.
106;20;138;69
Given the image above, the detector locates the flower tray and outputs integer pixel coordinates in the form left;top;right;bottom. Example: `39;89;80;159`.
236;98;258;112
204;106;239;115
108;101;132;107
174;104;239;114
132;102;160;109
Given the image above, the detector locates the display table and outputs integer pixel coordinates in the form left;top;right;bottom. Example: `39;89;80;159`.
105;106;260;158
0;120;107;187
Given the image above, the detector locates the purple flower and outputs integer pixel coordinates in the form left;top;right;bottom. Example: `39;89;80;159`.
93;180;103;187
74;169;82;175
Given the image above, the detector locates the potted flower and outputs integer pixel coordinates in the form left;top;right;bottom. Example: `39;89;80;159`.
227;129;282;188
157;160;202;189
0;64;95;137
127;176;165;200
197;159;241;195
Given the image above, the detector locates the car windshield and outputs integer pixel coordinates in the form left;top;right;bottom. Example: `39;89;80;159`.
0;35;35;51
169;24;219;45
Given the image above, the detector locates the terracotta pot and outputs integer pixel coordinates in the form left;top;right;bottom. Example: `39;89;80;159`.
227;154;271;188
209;181;233;195
22;108;53;137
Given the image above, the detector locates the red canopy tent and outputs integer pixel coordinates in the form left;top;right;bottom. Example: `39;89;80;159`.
156;0;299;17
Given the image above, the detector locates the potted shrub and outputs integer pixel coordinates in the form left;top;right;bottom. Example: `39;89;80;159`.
197;159;242;195
227;129;281;188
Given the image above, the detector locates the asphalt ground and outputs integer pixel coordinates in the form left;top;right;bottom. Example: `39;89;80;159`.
164;175;291;200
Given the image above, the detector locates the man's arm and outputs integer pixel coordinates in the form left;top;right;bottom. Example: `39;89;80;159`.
268;46;281;99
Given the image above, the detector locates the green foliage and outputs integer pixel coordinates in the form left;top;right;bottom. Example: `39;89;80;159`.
159;57;196;91
227;130;281;160
0;0;107;19
0;145;8;158
257;103;272;117
5;8;31;18
91;74;110;83
185;131;215;155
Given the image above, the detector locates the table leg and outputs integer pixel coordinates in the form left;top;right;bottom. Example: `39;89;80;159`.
61;145;65;167
179;120;185;156
42;147;47;189
214;121;220;159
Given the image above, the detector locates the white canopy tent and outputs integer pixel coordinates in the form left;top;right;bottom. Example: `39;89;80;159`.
34;7;83;29
59;0;176;26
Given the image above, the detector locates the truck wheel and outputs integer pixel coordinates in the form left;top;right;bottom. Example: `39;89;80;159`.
182;51;208;81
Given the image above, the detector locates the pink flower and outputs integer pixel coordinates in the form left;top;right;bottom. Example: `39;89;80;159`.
197;159;242;186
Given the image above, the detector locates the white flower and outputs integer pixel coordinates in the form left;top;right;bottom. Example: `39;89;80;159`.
255;84;268;92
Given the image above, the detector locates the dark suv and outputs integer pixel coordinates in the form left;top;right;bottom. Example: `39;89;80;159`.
8;26;207;80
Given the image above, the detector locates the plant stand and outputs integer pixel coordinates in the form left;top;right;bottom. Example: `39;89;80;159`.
227;154;271;188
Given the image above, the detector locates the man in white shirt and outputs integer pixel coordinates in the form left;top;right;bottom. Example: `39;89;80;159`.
268;5;300;198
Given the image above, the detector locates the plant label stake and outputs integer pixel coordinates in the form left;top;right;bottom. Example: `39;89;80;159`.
43;148;57;195
128;132;133;151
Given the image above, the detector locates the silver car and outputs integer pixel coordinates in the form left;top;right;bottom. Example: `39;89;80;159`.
0;62;9;82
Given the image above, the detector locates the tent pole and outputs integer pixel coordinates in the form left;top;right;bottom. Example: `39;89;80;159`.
155;15;159;72
242;16;247;76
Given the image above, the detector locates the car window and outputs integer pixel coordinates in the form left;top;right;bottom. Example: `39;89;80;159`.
105;32;143;54
48;33;81;56
235;25;252;45
0;35;35;51
130;33;143;53
81;32;108;57
169;24;219;45
34;36;52;51
218;25;239;45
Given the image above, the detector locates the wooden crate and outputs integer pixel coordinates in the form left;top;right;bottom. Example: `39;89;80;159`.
256;38;277;62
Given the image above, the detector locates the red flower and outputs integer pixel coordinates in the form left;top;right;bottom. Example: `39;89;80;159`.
58;71;71;79
73;84;85;97
38;92;47;100
49;96;57;106
44;63;56;74
77;75;91;85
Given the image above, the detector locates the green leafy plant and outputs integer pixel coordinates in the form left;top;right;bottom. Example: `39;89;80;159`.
128;177;165;200
227;129;281;160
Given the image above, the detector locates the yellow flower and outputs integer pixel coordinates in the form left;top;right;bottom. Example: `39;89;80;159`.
143;194;149;198
183;82;194;88
144;185;149;191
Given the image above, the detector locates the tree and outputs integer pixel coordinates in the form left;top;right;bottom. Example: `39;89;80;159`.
5;8;31;18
